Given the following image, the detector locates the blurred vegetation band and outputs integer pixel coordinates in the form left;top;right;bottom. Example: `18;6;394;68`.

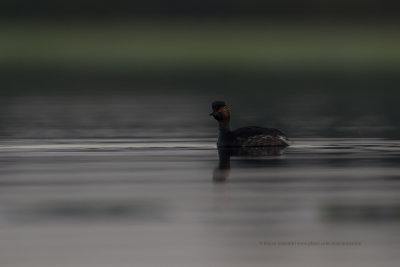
1;20;399;94
2;21;400;69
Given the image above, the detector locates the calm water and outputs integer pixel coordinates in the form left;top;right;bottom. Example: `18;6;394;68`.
1;138;399;267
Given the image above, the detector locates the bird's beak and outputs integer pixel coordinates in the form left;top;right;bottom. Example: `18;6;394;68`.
209;111;215;116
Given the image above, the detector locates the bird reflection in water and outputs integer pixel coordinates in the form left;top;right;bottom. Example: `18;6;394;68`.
213;146;287;182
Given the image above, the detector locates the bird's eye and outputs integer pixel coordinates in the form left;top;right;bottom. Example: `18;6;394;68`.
218;108;222;112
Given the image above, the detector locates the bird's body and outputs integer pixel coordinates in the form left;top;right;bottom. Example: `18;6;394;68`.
210;101;289;147
218;126;288;147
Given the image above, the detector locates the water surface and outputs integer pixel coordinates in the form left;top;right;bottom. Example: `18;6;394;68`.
1;138;399;267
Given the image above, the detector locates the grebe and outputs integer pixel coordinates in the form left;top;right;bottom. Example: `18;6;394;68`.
210;101;289;147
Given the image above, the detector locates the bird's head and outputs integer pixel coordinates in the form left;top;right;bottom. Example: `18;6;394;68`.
210;101;230;121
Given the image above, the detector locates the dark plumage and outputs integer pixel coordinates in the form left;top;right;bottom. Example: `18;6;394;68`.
210;101;289;147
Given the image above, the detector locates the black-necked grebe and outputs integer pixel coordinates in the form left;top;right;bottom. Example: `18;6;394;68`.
210;101;289;147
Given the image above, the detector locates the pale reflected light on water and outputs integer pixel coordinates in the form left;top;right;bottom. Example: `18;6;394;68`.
1;138;400;267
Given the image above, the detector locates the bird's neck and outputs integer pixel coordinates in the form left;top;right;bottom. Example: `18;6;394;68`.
218;119;231;135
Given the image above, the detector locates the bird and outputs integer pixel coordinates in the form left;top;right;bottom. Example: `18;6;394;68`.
210;101;289;147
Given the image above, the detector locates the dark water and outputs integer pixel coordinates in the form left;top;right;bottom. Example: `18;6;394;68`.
1;138;400;267
1;92;400;139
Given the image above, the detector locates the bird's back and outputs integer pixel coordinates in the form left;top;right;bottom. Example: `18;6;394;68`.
221;126;289;147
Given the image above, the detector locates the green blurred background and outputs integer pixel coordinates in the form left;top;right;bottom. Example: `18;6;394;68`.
1;0;400;138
